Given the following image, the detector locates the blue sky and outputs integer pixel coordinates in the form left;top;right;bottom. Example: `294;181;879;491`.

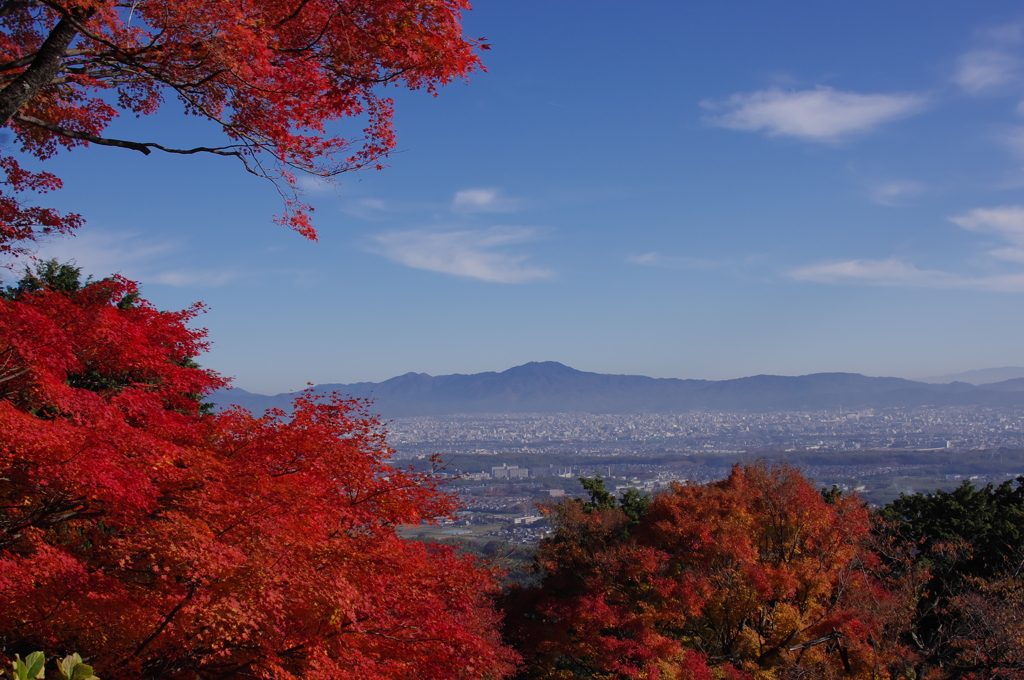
12;0;1024;393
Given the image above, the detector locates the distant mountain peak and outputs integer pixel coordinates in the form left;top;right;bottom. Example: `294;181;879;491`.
213;363;1024;417
503;361;578;374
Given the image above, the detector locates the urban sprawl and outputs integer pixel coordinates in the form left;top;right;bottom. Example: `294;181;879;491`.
393;406;1024;546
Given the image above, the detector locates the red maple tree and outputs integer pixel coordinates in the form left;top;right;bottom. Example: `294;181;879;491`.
0;0;486;251
0;263;517;679
504;464;910;680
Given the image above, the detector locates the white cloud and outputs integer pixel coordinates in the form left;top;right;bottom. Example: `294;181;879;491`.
19;230;238;288
31;230;174;274
453;188;497;209
949;205;1024;263
345;197;386;215
452;188;523;213
359;198;387;211
294;175;339;196
148;270;239;287
702;86;927;141
787;258;1024;292
953;50;1022;95
988;246;1024;262
627;253;725;270
789;204;1024;294
788;258;962;287
368;227;552;283
953;23;1024;95
950;205;1024;243
868;180;927;206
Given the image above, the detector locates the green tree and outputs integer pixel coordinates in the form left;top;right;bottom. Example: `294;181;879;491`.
878;478;1024;678
880;477;1024;579
578;475;616;511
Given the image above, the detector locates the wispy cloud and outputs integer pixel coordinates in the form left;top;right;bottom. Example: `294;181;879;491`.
789;258;1024;292
358;198;387;211
788;258;963;287
702;86;927;142
868;180;927;206
341;188;524;220
294;175;340;196
368;227;552;283
337;196;399;221
789;205;1024;292
627;252;727;270
953;50;1022;95
953;23;1024;95
950;205;1024;262
451;188;523;213
147;270;239;287
950;205;1024;238
19;230;238;288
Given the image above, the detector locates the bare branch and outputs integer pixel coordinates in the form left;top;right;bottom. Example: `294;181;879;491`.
14;113;245;157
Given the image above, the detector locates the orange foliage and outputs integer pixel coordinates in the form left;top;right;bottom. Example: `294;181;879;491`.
504;464;909;680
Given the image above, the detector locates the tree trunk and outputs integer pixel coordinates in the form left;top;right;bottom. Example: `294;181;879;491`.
0;10;89;125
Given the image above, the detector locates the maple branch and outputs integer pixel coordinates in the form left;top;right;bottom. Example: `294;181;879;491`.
270;15;334;55
14;113;152;153
214;502;277;537
224;440;251;459
362;630;446;643
13;113;246;157
135;585;196;657
18;585;72;626
0;367;29;384
0;7;93;124
275;0;315;29
0;52;40;74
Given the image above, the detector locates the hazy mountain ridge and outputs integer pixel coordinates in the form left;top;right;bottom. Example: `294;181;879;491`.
922;367;1024;385
212;362;1024;417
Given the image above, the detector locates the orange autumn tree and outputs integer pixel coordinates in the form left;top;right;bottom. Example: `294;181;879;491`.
0;262;517;680
0;0;486;251
503;463;909;680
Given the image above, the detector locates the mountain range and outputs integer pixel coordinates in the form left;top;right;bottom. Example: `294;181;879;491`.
921;366;1024;385
210;362;1024;417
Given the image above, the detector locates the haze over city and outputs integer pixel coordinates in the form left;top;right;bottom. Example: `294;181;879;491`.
14;0;1024;393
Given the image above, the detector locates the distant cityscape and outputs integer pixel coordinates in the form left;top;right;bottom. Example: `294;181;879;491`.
394;406;1024;547
221;363;1024;548
388;405;1024;456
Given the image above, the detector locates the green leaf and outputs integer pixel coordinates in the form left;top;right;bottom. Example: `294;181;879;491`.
57;656;96;680
24;653;44;680
9;657;27;680
69;665;96;680
9;653;44;680
56;655;76;680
